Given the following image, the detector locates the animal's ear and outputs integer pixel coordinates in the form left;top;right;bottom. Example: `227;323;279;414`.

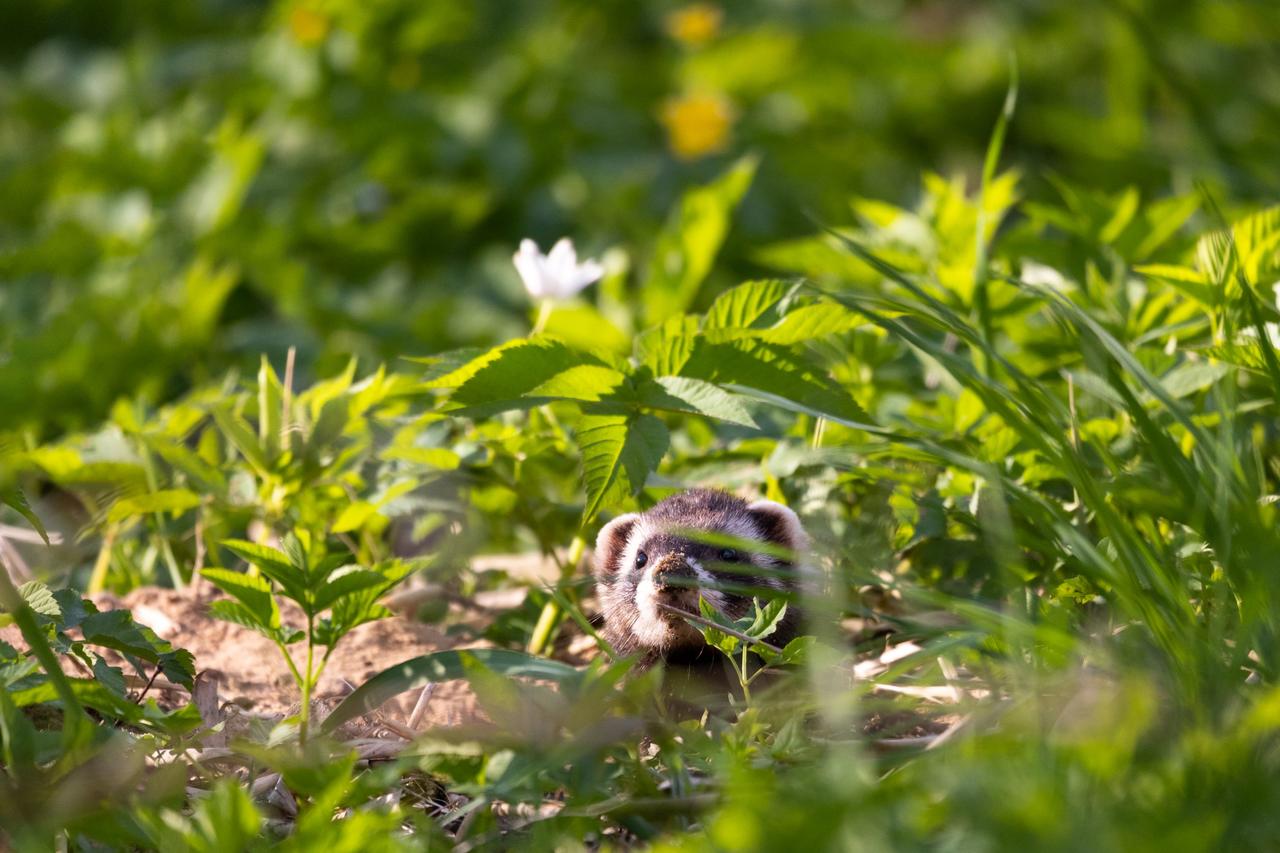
746;499;809;559
593;513;639;579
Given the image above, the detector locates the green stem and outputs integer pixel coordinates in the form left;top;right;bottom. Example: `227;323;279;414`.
526;535;587;655
300;615;315;744
138;443;184;588
86;524;119;595
531;300;554;335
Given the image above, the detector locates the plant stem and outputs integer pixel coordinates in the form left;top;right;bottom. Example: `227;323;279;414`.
654;601;787;655
531;300;554;335
301;615;315;744
527;535;587;655
86;524;119;595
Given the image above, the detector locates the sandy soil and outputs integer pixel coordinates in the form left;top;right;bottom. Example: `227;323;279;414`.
2;585;494;730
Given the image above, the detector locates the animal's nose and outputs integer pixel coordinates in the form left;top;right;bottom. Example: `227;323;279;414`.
652;553;697;590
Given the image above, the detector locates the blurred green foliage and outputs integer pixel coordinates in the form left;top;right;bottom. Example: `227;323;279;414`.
4;0;1280;435
6;0;1280;850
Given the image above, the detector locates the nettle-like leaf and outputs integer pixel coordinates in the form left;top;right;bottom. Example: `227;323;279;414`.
704;279;797;331
575;413;670;523
448;338;609;404
78;610;196;689
683;339;874;430
16;581;60;618
637;315;701;376
221;539;307;604
317;560;415;647
203;568;283;635
1196;206;1280;291
635;376;757;428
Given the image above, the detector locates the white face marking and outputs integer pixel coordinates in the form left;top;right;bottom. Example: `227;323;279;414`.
622;518;673;646
687;557;728;614
633;565;671;647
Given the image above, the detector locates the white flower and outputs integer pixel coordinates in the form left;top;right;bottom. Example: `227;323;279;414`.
513;238;604;301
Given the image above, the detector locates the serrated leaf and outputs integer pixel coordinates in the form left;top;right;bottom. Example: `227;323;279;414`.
222;540;295;579
79;610;196;688
576;413;669;523
696;596;738;653
637;314;701;376
450;338;609;407
704;280;796;330
312;569;387;612
526;364;629;402
16;581;59;617
683;340;874;430
760;303;861;344
638;376;757;428
107;489;201;523
93;657;127;697
202;568;282;632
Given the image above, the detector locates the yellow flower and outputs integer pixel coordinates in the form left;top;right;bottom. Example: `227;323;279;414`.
288;5;330;46
665;4;723;48
660;92;734;160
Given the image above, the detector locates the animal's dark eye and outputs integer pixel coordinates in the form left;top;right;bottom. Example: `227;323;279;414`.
719;548;737;562
635;551;648;569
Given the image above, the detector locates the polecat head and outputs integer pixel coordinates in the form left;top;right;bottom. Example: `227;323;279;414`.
592;489;809;658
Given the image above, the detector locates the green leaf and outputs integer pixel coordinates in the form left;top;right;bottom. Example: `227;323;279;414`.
142;435;227;494
258;355;284;463
79;610;195;688
10;678;143;723
212;407;270;475
107;489;201;523
637;376;757;428
637;314;701;376
1;488;49;545
449;338;610;407
202;568;282;632
320;649;581;735
222;538;293;573
16;581;59;618
704;279;796;330
526;364;630;403
745;598;787;641
696;596;738;654
683;340;874;431
575;413;670;524
311;569;387;613
760;303;861;345
306;395;351;454
644;155;759;324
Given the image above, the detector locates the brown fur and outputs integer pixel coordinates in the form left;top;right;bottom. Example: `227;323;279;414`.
592;489;809;665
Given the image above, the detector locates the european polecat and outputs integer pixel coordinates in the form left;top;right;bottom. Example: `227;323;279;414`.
592;489;810;666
